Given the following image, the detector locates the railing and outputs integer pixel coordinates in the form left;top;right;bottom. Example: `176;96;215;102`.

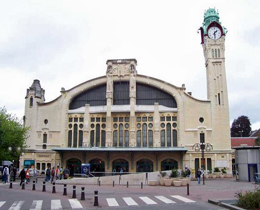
73;171;148;178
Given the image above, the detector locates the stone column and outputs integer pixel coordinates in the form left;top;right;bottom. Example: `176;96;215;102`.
106;74;113;147
129;72;136;147
83;104;90;147
154;103;160;147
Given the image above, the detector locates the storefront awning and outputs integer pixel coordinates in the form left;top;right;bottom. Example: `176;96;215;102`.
52;147;188;152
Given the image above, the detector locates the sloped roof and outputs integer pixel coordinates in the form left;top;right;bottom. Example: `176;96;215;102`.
231;137;257;147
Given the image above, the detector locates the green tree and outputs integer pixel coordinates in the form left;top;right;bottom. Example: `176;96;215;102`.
230;115;251;137
0;107;28;165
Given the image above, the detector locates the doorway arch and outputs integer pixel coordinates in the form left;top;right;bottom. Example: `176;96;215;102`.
67;158;81;176
89;159;105;176
136;159;153;172
161;159;178;171
112;159;129;172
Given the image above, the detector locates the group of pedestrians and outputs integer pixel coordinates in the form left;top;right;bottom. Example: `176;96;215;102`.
2;166;17;184
45;166;70;183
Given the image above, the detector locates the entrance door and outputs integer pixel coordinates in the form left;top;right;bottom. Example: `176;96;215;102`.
136;159;153;172
195;158;199;177
67;158;81;176
112;159;129;173
89;159;105;176
248;164;258;182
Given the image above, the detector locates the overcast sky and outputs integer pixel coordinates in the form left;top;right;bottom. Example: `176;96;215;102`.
0;0;259;130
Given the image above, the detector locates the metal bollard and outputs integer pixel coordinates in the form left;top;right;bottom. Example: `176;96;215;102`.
187;183;189;195
99;180;100;186
72;185;76;198
22;182;25;190
141;182;143;189
32;181;36;191
42;181;46;192
94;190;99;206
203;174;205;185
9;181;12;189
63;184;67;195
113;181;114;187
81;187;85;200
127;181;128;188
52;182;56;193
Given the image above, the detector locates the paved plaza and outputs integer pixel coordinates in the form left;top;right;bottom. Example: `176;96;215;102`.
0;177;258;209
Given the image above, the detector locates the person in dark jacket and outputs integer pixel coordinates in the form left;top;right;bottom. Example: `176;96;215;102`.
13;167;17;182
197;168;202;185
19;168;26;186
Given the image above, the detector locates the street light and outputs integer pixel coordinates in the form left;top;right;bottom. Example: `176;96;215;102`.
193;142;213;185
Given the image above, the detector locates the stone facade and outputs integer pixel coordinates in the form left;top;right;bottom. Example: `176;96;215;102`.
20;8;232;176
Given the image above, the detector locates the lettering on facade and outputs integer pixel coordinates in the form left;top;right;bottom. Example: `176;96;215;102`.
38;155;51;158
82;142;139;148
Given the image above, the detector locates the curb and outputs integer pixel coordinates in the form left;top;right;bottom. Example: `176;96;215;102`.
208;199;245;210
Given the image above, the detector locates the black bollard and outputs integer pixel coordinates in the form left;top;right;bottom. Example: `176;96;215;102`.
63;184;67;195
203;174;205;185
141;182;143;189
113;181;114;187
81;187;85;200
32;181;36;191
187;183;190;195
42;181;46;192
52;182;56;193
94;191;99;206
127;181;128;188
22;182;25;190
72;185;76;198
9;181;12;189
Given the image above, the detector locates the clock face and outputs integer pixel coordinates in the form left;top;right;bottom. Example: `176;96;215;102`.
208;27;221;40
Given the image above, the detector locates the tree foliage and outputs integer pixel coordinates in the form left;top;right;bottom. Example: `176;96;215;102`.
0;107;28;164
231;115;251;137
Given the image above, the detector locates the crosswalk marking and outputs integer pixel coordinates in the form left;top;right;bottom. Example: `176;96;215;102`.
0;202;6;208
68;199;83;209
171;195;195;203
106;198;119;207
51;200;62;210
9;201;25;210
30;200;43;210
123;197;138;206
139;197;157;205
155;196;176;204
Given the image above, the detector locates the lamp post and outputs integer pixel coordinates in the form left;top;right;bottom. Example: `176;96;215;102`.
193;142;213;185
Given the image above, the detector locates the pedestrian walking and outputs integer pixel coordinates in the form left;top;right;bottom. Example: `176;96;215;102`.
13;167;17;182
25;168;30;183
51;167;55;183
19;168;26;186
2;166;8;184
197;168;202;185
55;166;60;180
59;167;63;180
45;166;51;182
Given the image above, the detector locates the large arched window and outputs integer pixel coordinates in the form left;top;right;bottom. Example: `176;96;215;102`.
69;84;107;109
113;82;130;105
137;159;153;172
161;159;178;171
136;83;177;108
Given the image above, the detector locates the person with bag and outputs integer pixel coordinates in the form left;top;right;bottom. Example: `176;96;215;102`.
59;167;63;180
45;166;51;182
25;168;30;184
2;166;8;184
55;166;60;180
197;168;202;185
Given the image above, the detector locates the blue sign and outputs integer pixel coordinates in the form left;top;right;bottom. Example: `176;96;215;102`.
24;160;35;168
81;164;90;175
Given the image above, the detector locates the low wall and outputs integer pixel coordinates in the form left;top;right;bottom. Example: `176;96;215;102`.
56;170;172;185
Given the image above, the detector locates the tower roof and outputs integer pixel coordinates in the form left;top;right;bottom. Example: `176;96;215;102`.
26;79;45;99
202;8;227;35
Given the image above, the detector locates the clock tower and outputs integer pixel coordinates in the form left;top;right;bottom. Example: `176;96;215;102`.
200;8;231;150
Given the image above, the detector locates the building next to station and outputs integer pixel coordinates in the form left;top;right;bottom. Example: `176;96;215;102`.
20;8;232;176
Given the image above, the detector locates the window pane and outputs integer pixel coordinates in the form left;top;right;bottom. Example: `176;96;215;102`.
167;123;171;147
69;118;73;122
68;130;72;147
119;124;123;147
137;130;141;147
160;116;165;121
166;116;171;121
161;130;165;147
125;117;129;122
137;117;141;122
113;117;118;122
96;117;100;122
42;163;46;170
148;117;153;122
200;133;205;143
43;134;47;144
80;117;84;122
36;163;40;170
142;124;147;147
172;116;177;121
148;130;153;147
90;130;94;147
101;130;106;147
91;117;95;122
119;117;123;122
113;131;118;147
102;117;106;122
74;117;78;122
73;124;78;148
96;124;100;147
79;131;83;147
125;130;129;147
142;117;147;122
173;130;177;147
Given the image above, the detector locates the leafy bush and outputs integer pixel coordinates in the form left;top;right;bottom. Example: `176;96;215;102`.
214;167;220;172
181;170;188;178
221;168;227;174
170;169;179;178
236;188;260;209
159;171;167;178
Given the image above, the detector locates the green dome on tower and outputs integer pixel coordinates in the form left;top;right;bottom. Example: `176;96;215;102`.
201;8;227;35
